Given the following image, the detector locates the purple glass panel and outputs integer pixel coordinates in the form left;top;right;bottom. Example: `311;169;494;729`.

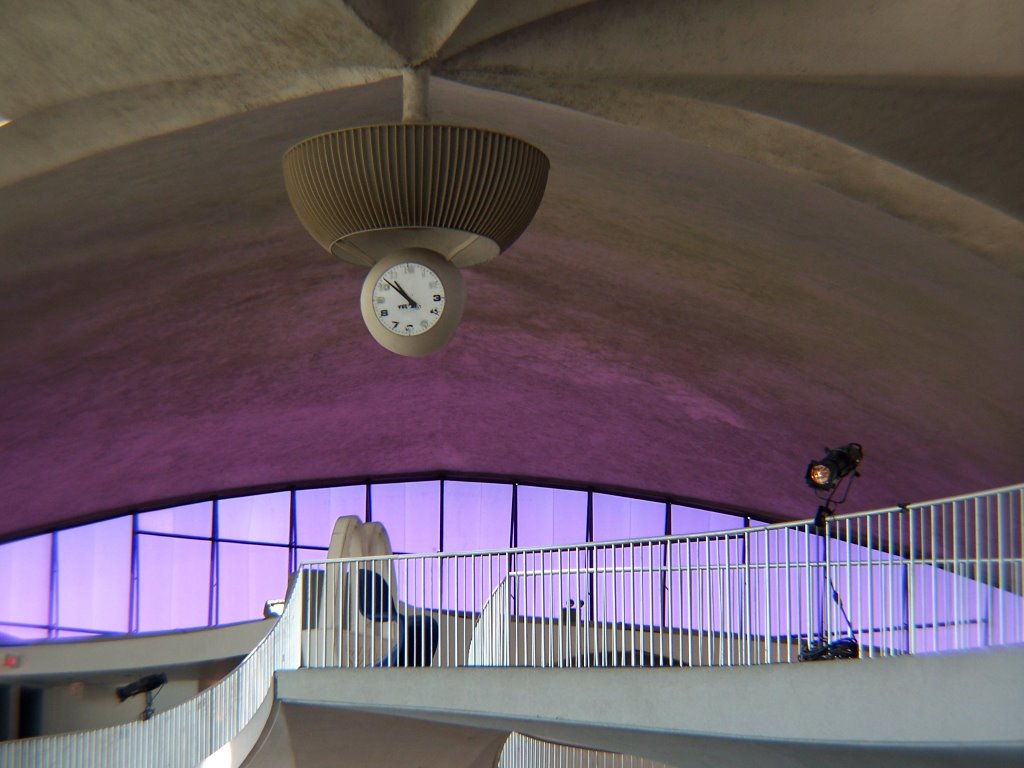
0;623;49;642
443;482;512;552
516;486;587;547
217;543;289;624
984;584;1024;649
137;502;211;536
138;535;211;632
671;505;743;535
0;533;52;632
296;547;329;567
370;482;441;553
57;518;131;633
218;492;290;544
593;494;665;542
901;563;1024;653
296;486;366;546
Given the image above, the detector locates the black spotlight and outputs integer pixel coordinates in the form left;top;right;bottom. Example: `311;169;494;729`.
806;443;863;491
116;673;167;721
115;673;166;702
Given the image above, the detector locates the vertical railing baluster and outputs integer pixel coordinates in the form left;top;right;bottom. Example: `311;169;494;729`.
866;516;874;658
887;511;895;656
578;547;585;667
929;503;938;652
763;529;771;664
913;505;921;655
842;518;850;644
718;537;726;666
629;542;635;666
939;502;948;651
545;551;552;668
704;535;712;667
803;524;812;653
665;541;674;667
1018;489;1024;644
951;501;961;651
974;495;983;648
820;520;827;650
997;491;1006;646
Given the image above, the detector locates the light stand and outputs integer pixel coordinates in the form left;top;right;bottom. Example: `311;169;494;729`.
116;672;167;722
141;689;157;721
800;443;864;662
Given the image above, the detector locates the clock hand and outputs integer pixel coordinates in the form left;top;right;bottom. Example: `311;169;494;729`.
389;279;419;308
383;278;416;307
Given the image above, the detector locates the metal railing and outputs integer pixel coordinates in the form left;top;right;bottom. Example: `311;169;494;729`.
297;484;1023;669
1;484;1019;767
498;733;672;768
0;576;301;768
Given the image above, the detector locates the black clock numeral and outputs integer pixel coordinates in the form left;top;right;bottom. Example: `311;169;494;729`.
379;309;389;317
391;321;399;329
433;294;442;302
430;308;439;316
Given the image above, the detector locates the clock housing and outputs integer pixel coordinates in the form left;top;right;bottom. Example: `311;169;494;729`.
359;249;466;356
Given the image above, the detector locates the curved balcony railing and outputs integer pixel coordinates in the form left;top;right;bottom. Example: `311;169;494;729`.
498;733;672;767
297;484;1023;669
1;483;1020;767
0;578;301;768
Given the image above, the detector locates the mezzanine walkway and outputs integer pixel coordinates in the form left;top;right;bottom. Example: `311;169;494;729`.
2;485;1022;768
240;646;1024;768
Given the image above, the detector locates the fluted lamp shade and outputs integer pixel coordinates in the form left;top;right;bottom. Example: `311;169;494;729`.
283;124;550;268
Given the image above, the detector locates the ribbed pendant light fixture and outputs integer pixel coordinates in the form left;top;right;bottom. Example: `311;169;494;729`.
282;69;550;355
283;123;549;267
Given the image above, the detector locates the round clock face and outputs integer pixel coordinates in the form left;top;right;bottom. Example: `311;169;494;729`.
359;248;466;357
370;262;446;336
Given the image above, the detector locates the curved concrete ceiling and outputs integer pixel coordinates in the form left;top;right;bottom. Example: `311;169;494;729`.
1;0;1022;539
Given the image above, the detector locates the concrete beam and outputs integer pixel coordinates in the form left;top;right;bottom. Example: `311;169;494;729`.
277;647;1024;767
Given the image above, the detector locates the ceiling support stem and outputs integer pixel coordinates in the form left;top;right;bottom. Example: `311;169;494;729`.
402;67;430;123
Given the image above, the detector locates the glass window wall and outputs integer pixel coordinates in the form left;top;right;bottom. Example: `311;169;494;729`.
0;477;783;639
0;533;52;640
56;517;131;634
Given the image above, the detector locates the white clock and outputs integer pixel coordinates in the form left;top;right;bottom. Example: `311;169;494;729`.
360;248;466;356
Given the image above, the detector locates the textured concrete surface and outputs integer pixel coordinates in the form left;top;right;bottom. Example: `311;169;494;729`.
275;648;1024;767
0;619;270;680
243;702;509;768
0;1;1022;538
